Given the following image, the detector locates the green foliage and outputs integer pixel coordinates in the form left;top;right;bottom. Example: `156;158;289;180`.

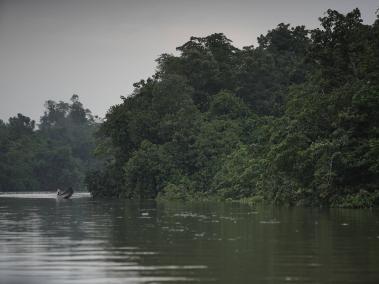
0;95;99;191
212;144;264;199
331;190;379;208
123;141;171;198
88;8;379;208
157;177;197;201
209;90;249;119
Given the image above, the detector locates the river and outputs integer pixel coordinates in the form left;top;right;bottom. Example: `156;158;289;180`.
0;193;378;283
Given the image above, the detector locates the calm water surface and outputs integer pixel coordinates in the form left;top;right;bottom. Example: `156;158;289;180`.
0;193;379;284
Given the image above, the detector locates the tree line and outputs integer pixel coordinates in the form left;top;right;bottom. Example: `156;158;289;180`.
0;95;100;191
87;8;379;207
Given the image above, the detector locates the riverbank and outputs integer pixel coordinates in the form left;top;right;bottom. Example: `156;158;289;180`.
156;188;379;209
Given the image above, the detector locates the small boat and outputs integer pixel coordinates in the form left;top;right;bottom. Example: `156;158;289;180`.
57;187;74;199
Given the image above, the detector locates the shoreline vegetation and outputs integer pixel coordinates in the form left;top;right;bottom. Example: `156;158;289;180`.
1;9;378;208
158;193;379;209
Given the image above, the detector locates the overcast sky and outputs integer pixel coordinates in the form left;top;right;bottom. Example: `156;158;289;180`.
0;0;378;122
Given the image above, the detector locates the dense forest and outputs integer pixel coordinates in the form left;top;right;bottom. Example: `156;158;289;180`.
0;95;99;191
86;9;379;208
1;9;378;207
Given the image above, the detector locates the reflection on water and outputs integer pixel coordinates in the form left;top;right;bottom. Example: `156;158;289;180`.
0;193;379;283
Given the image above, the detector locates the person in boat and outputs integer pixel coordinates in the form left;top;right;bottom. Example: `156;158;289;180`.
57;187;74;199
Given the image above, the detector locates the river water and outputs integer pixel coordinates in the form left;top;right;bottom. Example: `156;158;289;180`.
0;193;378;284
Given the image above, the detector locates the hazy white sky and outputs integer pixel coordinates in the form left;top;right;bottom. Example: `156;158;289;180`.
0;0;378;121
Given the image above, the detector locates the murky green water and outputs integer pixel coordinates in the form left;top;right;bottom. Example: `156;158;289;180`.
0;193;379;284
